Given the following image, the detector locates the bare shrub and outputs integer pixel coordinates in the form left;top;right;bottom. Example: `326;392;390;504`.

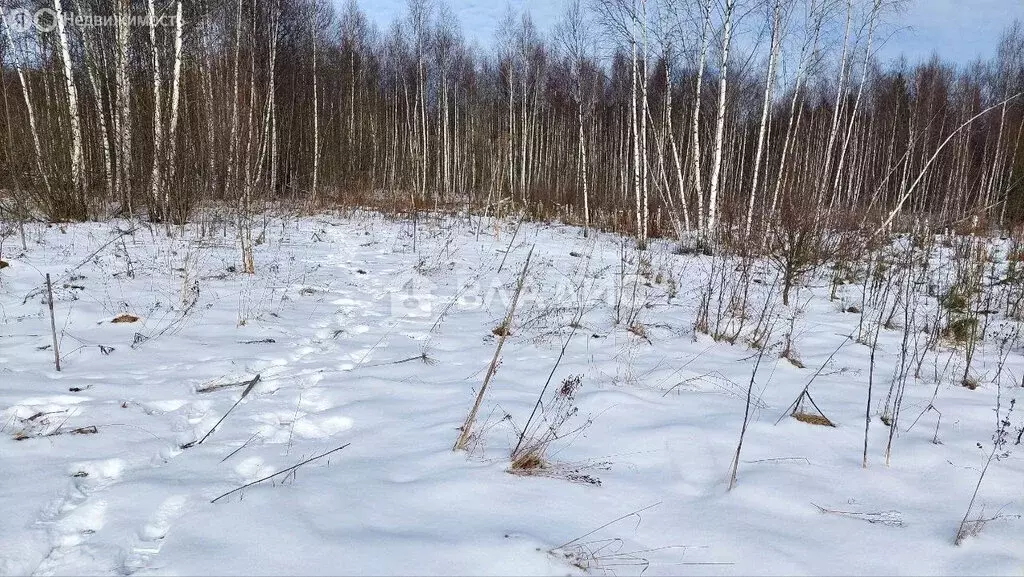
509;374;602;485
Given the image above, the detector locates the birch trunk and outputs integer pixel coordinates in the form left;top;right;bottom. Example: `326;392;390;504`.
639;0;649;244
74;0;113;204
768;0;821;226
745;0;783;237
164;1;184;221
690;0;713;229
147;0;164;219
630;34;643;243
706;0;736;236
54;0;85;213
115;0;132;211
815;0;853;217
578;101;590;235
664;55;690;232
310;11;320;205
828;0;881;213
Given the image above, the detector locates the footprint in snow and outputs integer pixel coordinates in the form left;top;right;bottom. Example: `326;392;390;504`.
121;494;190;575
254;411;354;444
31;459;126;575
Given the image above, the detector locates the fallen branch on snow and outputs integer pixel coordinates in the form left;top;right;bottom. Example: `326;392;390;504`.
211;443;351;503
195;374;262;394
812;502;904;527
182;375;260;448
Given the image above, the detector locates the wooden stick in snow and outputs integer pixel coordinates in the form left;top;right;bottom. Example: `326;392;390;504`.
454;247;534;451
46;274;60;371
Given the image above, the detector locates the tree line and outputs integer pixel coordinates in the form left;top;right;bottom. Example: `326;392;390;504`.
1;0;1023;247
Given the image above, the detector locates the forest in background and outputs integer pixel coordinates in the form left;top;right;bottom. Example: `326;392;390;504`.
0;0;1022;249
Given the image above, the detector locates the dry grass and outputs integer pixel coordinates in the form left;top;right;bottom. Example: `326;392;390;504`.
509;451;547;472
11;409;98;440
508;454;604;486
627;323;651;344
783;349;806;368
792;412;835;427
508;374;604;485
111;313;140;323
954;508;1020;544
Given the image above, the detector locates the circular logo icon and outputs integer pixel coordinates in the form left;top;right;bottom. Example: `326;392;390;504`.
5;8;33;33
34;8;57;33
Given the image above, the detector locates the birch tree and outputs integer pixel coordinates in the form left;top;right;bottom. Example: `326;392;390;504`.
148;0;165;220
53;0;86;215
310;1;321;205
114;0;133;212
0;5;51;199
557;0;596;235
745;0;787;237
164;0;184;221
705;0;736;236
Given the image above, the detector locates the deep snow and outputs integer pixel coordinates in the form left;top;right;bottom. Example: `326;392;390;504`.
0;212;1021;576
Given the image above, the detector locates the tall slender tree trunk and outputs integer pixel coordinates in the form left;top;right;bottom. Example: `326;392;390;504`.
164;1;184;222
310;10;320;206
148;0;164;220
578;100;590;235
691;0;712;229
639;0;649;244
706;0;736;236
828;0;881;214
815;0;853;220
745;0;783;238
1;6;52;198
74;0;113;205
630;34;643;244
664;55;690;232
54;0;86;215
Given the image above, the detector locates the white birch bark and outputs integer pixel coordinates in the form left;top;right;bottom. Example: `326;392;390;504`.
310;6;320;205
745;0;784;237
578;101;590;234
690;0;713;228
828;0;881;213
164;0;184;218
664;55;690;232
705;0;736;235
147;0;164;217
630;33;643;243
115;0;132;211
815;0;852;214
73;0;113;203
53;0;85;207
877;93;1024;235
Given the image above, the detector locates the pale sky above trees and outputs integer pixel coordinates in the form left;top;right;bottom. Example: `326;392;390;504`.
352;0;1023;66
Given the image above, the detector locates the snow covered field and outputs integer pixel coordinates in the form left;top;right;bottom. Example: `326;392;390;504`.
0;212;1021;576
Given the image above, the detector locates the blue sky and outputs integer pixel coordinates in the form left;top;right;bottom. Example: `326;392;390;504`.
354;0;1023;66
